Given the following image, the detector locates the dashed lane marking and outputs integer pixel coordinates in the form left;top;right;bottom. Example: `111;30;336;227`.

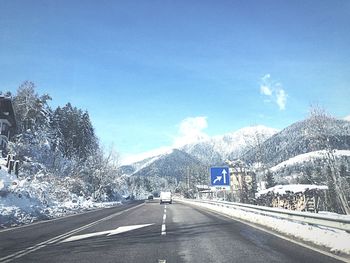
161;206;167;235
161;224;166;235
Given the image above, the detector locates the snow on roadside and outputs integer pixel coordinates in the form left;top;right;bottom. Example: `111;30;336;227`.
179;199;350;255
0;165;122;229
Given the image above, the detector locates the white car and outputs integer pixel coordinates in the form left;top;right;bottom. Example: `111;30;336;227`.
160;191;172;204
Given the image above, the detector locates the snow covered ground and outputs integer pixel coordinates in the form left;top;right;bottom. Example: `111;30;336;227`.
178;198;350;256
0;165;122;229
270;150;350;173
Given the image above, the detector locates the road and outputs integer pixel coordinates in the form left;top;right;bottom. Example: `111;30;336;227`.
0;200;344;263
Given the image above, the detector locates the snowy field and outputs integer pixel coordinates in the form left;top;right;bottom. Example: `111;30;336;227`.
0;166;122;229
270;150;350;173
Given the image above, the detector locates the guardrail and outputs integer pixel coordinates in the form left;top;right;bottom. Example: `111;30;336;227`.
179;199;350;232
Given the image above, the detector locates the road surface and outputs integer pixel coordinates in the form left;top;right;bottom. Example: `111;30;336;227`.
0;200;344;263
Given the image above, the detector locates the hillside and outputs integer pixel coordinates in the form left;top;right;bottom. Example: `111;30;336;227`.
242;117;350;167
132;149;207;182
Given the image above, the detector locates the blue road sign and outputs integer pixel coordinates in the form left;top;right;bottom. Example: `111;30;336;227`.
210;167;230;186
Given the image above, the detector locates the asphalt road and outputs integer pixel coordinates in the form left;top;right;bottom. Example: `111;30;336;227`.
0;200;344;263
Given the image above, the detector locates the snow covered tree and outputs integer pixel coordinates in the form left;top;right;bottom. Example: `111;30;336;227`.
10;82;54;168
52;103;98;161
246;129;270;191
13;81;52;133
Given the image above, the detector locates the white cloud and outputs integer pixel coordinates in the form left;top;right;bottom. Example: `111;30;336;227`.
121;116;209;164
261;74;271;82
344;115;350;121
260;85;272;96
121;147;172;165
276;88;287;110
260;74;287;111
173;116;209;148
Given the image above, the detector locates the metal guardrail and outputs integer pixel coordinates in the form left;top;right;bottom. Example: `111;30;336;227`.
179;199;350;232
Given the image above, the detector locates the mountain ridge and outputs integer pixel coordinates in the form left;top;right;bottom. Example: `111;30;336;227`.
120;125;278;177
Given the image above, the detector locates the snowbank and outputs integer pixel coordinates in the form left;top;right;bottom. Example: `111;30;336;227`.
0;165;122;228
178;199;350;256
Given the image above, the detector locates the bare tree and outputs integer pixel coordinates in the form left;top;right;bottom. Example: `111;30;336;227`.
246;129;269;190
307;105;350;214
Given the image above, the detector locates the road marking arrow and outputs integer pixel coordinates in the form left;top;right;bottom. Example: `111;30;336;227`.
213;176;222;184
61;223;154;243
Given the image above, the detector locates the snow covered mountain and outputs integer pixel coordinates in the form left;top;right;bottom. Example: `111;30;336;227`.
242;117;350;167
120;125;277;178
180;125;277;165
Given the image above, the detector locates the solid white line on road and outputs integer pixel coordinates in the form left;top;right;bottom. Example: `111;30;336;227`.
0;203;145;263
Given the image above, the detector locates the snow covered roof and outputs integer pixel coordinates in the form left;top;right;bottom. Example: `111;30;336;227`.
257;184;328;197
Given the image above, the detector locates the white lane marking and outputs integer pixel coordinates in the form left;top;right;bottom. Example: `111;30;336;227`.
158;260;166;263
161;224;166;235
61;223;154;243
0;203;145;263
161;204;167;235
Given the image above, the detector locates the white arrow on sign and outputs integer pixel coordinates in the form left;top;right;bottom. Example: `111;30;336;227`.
61;223;154;243
222;169;227;184
213;176;222;184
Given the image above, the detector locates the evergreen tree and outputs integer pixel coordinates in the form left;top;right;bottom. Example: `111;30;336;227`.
53;103;98;160
265;170;276;189
250;171;258;203
240;175;249;203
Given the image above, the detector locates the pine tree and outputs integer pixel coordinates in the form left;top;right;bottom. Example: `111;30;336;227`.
240;175;249;203
265;170;276;189
250;171;258;203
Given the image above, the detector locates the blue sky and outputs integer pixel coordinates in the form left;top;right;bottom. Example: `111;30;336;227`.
1;0;349;159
